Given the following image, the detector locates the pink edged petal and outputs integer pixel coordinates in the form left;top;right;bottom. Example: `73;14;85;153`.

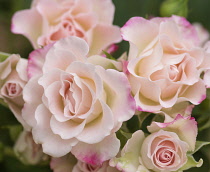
95;66;136;123
88;24;122;56
204;69;210;88
121;17;158;55
179;79;206;105
50;116;86;139
22;75;43;129
76;100;114;144
148;114;198;151
11;8;43;48
33;104;78;157
27;43;52;79
91;0;115;24
71;134;120;166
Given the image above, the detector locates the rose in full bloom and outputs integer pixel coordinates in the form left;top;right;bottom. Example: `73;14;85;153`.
11;0;122;56
14;130;48;165
0;54;28;128
22;36;135;158
121;15;210;112
110;114;199;172
50;153;120;172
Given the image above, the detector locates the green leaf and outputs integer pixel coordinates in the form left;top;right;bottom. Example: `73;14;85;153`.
178;155;203;171
8;125;23;142
127;115;140;133
0;98;9;108
102;51;115;60
116;130;129;149
160;0;189;17
0;104;20;126
0;52;10;62
189;141;210;154
120;130;132;140
0;142;4;162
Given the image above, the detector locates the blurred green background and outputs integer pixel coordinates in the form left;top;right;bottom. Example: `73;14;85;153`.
0;0;210;171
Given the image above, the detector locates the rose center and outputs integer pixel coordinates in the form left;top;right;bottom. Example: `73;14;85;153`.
168;65;179;80
2;82;22;98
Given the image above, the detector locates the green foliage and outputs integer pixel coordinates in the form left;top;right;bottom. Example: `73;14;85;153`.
160;0;189;17
0;52;10;62
190;141;210;154
178;155;203;171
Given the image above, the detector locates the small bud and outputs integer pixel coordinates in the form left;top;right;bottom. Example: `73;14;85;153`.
14;130;48;165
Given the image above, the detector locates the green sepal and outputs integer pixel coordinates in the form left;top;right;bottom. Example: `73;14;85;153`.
102;50;116;60
0;52;10;62
188;141;210;155
177;155;203;172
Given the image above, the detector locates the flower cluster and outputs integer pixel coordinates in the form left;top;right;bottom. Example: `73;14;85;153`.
0;0;210;172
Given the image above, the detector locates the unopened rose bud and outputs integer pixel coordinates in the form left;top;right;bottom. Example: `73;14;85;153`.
14;130;48;165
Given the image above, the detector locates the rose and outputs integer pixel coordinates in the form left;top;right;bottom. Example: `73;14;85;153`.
110;114;198;172
50;153;120;172
22;36;135;158
141;130;188;172
11;0;122;56
14;130;48;165
121;15;210;112
0;54;28;128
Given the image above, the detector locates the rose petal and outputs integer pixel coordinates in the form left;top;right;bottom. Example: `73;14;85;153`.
71;134;120;166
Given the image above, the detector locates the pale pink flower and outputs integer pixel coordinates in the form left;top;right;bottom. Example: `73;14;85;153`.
11;0;121;56
14;130;48;165
110;114;198;172
51;153;120;172
121;15;210;112
141;130;189;172
22;36;135;158
0;54;28;128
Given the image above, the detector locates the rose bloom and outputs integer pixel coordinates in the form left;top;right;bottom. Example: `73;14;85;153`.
22;36;135;158
51;153;120;172
141;130;188;172
11;0;121;56
14;130;48;165
0;54;28;128
121;15;210;112
110;114;198;172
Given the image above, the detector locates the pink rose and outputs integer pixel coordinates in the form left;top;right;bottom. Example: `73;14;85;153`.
14;130;48;165
0;54;28;128
51;153;120;172
141;130;188;172
22;36;135;157
110;114;198;172
121;15;210;112
11;0;122;56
